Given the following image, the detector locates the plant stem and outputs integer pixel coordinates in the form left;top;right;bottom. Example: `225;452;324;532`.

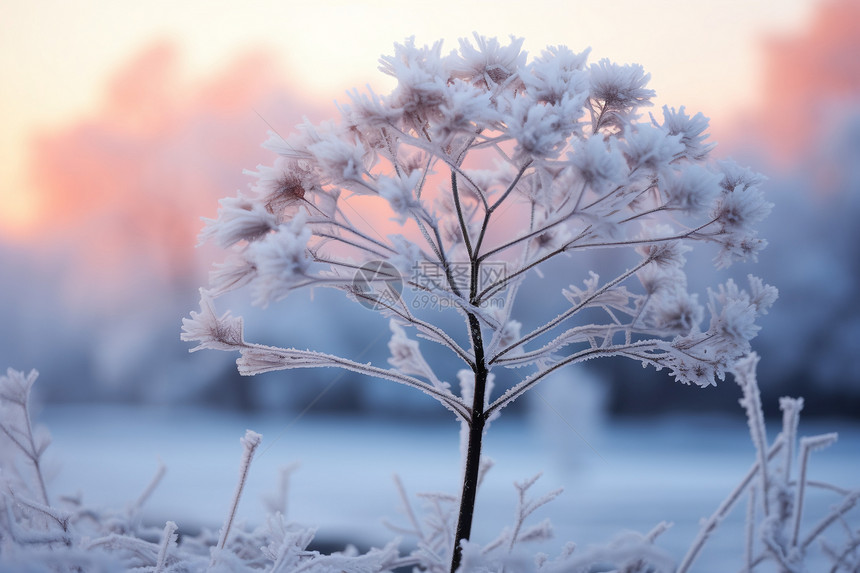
450;313;488;573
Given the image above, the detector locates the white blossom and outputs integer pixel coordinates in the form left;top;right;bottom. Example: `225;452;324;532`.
379;37;449;125
181;290;245;352
448;33;527;89
247;216;312;306
183;37;780;569
657;105;715;160
635;223;691;268
523;45;590;105
567;135;627;194
651;289;703;335
432;79;499;143
508;94;573;159
378;171;422;224
589;59;655;130
661;164;722;215
621;123;684;171
199;194;278;248
713;183;773;231
307;133;370;185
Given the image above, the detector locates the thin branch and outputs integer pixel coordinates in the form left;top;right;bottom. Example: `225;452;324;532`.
486;340;660;417
491;258;653;363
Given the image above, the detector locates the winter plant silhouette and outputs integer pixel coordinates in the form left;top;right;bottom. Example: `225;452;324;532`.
182;34;777;572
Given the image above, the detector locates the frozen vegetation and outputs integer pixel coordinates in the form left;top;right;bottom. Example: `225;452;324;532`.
2;33;859;572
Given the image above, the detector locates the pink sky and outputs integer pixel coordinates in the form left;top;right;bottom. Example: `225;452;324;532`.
0;0;821;239
3;0;856;302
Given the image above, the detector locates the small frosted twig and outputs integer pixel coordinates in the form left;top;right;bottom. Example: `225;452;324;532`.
761;531;800;573
9;492;70;532
677;437;783;573
645;521;672;543
491;258;652;364
828;535;860;573
154;521;178;573
779;397;804;483
391;474;425;542
212;429;262;565
487;340;660;417
734;353;771;518
129;460;166;517
236;343;471;421
508;474;563;552
745;487;756;572
263;463;300;516
476;457;495;491
792;433;839;547
801;488;860;550
0;369;50;506
2;497;71;546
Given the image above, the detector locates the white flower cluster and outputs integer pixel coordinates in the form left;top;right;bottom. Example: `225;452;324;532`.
183;34;778;569
187;34;773;375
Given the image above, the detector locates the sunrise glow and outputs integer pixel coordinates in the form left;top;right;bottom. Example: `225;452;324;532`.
0;0;822;245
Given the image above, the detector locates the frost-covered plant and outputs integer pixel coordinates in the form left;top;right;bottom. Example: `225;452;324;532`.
1;365;857;571
679;354;860;573
183;34;777;571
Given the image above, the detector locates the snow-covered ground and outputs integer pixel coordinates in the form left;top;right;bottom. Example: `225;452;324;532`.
40;405;859;571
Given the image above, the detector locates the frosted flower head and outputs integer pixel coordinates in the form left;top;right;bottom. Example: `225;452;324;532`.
621;123;684;171
198;194;278;249
637;263;676;295
567;135;627;194
589;59;654;106
207;252;256;297
706;276;775;351
523;45;590;105
531;219;572;253
307;133;370;186
651;289;703;335
432;80;499;143
448;33;527;89
380;37;449;124
248;216;312;306
663;348;720;387
496;319;524;356
181;290;245;352
718;160;765;193
344;87;403;128
0;368;39;405
660;164;722;216
635;224;691;268
713;184;773;231
657;105;715;160
508;95;572;159
378;170;423;224
589;59;655;130
714;233;768;268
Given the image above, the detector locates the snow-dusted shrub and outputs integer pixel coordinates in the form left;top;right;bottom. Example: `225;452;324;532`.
182;34;779;571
